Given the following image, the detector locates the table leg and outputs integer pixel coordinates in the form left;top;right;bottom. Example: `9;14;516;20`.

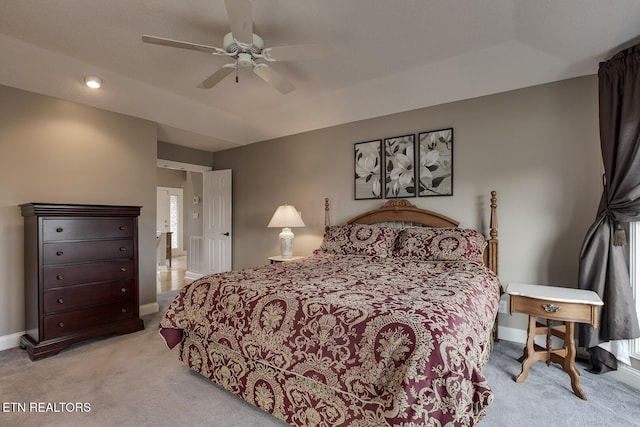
562;321;587;400
515;315;538;383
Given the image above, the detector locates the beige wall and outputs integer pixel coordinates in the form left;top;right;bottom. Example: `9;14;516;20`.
0;75;602;340
0;84;158;338
158;141;214;167
213;75;602;334
157;167;187;188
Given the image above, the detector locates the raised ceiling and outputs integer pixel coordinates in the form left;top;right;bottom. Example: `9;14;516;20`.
1;0;639;152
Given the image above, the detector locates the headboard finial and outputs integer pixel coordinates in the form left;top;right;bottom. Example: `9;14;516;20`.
324;198;330;227
490;191;498;240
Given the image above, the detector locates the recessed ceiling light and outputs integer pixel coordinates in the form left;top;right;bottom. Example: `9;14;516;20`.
84;76;103;89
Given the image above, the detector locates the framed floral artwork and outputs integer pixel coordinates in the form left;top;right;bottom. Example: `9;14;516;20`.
384;134;416;198
418;128;453;196
354;140;382;199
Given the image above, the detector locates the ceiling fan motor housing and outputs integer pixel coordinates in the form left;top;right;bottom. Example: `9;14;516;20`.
223;32;264;56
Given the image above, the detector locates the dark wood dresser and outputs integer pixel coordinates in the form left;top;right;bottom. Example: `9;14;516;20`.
20;203;144;360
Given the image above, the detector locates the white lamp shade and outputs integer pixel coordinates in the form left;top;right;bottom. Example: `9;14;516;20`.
268;205;305;228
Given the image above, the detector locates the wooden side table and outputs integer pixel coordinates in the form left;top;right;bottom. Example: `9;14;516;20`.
166;231;173;267
268;255;305;264
505;282;603;400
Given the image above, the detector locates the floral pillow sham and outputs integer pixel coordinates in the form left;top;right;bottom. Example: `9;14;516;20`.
393;227;486;263
316;224;398;258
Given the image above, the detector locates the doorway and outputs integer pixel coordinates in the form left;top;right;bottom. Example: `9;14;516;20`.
156;160;232;293
157;186;184;256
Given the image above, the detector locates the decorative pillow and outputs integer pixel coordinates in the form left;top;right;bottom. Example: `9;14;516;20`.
317;224;398;258
393;227;486;263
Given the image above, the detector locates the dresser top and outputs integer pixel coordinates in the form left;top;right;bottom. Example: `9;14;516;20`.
20;203;141;217
506;282;603;306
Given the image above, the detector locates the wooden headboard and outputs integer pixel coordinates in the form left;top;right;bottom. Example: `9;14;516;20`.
324;191;499;275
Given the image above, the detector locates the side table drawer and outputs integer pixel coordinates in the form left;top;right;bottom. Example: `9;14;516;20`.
43;301;136;340
510;295;594;324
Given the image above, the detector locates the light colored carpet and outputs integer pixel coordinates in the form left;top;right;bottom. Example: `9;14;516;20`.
1;290;638;427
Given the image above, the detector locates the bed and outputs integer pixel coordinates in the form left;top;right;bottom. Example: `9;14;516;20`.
159;192;501;426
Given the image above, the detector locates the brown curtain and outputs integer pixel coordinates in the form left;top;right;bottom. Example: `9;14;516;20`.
578;43;640;373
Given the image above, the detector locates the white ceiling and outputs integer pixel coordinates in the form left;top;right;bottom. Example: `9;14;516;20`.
1;0;639;152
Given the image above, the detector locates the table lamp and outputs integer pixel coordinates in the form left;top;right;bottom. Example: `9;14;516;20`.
268;205;305;259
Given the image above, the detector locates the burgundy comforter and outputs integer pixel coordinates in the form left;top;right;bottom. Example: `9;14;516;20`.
160;254;500;426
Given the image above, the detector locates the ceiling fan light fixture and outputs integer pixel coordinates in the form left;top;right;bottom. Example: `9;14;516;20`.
84;76;103;89
237;52;254;67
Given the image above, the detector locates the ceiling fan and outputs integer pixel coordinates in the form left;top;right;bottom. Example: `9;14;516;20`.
141;0;331;94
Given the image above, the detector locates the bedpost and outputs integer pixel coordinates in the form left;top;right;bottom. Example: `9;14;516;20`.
324;198;330;227
488;191;499;275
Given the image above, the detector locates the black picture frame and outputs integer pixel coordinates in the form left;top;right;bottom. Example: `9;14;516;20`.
417;128;453;197
354;140;382;200
384;134;416;198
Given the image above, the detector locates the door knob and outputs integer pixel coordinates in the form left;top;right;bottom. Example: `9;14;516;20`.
222;232;230;236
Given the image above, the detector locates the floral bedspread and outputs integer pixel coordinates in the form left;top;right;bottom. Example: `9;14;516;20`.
160;254;500;426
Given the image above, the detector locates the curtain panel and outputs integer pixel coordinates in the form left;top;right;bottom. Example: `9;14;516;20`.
578;43;640;373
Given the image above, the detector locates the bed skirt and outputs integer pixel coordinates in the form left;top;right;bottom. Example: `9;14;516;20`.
178;332;491;426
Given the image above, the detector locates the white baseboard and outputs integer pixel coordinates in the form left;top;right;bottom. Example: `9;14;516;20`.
611;364;640;391
497;325;527;344
0;331;24;352
184;270;204;281
140;302;160;317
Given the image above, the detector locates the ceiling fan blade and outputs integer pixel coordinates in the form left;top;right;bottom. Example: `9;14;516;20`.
142;35;225;55
198;67;235;89
224;0;253;45
265;44;332;61
253;64;295;94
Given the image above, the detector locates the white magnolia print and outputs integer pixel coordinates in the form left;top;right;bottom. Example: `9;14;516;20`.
419;128;453;196
385;135;415;198
354;140;382;199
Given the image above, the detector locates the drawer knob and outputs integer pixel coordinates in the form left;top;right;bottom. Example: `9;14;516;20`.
121;308;127;313
57;322;64;328
57;298;64;304
121;288;127;293
56;275;64;280
56;227;63;232
542;303;561;313
119;226;126;231
120;267;127;272
119;247;126;252
56;251;64;256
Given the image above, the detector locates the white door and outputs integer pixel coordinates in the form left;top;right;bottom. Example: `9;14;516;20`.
157;189;170;233
203;170;232;274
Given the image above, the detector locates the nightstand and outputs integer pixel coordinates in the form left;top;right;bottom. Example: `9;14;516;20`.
506;282;603;400
268;255;305;264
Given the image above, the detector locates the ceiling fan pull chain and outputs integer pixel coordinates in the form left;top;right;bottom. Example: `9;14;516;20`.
235;64;239;83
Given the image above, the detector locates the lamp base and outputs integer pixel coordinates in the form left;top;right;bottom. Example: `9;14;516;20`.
279;227;295;259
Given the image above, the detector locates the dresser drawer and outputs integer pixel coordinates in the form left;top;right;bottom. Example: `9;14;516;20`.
43;260;134;289
43;280;135;314
43;218;134;241
43;300;136;340
43;240;134;265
